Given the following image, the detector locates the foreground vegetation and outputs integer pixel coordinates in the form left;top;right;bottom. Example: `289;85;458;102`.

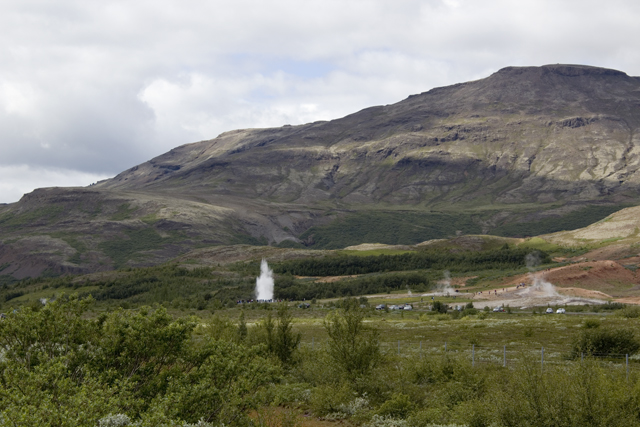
3;296;640;426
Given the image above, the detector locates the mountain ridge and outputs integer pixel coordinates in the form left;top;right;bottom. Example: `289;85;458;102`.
1;64;640;278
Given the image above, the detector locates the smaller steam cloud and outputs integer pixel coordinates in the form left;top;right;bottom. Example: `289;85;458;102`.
255;259;274;301
525;252;541;270
439;270;455;294
423;270;456;296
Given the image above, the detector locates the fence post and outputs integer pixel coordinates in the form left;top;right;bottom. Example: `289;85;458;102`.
472;344;475;367
503;345;506;367
541;347;544;372
445;341;447;352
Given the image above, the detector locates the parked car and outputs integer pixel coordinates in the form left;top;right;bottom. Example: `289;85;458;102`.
545;307;554;314
375;304;386;310
493;306;505;312
556;308;566;314
403;304;413;310
389;305;399;310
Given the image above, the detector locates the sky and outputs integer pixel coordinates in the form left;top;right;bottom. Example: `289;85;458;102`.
1;0;640;203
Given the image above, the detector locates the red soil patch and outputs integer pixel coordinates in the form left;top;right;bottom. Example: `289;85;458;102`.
493;261;638;293
544;260;639;290
451;276;477;287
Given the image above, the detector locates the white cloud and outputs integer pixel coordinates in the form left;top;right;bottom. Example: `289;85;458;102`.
0;0;640;202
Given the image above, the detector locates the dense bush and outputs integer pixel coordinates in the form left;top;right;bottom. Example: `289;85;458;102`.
256;303;301;366
431;301;448;313
275;271;430;301
571;327;640;357
274;248;549;277
617;305;640;318
0;296;280;426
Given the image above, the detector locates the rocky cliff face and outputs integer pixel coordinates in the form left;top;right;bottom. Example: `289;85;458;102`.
2;64;640;277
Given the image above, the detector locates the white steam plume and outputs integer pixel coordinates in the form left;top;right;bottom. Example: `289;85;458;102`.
523;251;559;297
423;270;456;296
439;270;455;294
255;259;274;301
525;252;541;270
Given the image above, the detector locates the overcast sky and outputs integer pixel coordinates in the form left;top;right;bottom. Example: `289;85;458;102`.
1;0;639;203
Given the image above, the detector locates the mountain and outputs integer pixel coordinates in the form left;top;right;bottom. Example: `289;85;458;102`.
1;64;640;279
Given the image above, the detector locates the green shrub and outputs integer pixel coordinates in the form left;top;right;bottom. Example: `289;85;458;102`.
571;327;640;357
261;382;312;407
599;302;625;311
407;409;448;427
461;308;478;317
377;393;414;419
309;383;356;416
432;301;448;314
617;306;640;319
583;319;601;329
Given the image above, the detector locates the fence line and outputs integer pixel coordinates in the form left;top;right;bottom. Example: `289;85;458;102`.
298;338;640;372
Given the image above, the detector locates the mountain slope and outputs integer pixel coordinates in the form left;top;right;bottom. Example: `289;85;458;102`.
1;64;640;278
98;64;640;206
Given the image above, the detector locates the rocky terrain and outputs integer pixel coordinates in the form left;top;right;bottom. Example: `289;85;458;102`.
1;64;640;278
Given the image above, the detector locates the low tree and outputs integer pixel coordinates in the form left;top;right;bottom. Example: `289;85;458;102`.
237;309;248;341
324;299;380;381
432;300;448;313
258;303;301;366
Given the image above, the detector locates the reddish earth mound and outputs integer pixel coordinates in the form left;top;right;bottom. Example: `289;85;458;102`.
488;260;639;301
544;260;639;291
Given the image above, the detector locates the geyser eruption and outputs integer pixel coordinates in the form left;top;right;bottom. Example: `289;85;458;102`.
255;259;274;301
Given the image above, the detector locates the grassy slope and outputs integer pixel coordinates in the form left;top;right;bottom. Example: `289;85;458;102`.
293;204;630;249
